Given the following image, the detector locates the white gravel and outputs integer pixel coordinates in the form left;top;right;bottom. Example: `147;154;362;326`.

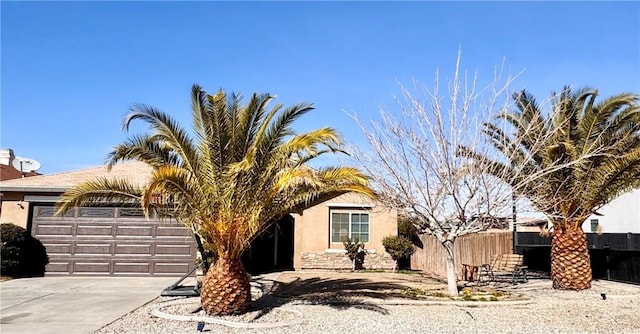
95;279;640;334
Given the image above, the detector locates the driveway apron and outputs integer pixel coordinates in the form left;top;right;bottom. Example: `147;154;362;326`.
0;276;177;334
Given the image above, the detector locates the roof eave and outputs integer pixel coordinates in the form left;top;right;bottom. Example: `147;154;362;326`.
0;186;69;193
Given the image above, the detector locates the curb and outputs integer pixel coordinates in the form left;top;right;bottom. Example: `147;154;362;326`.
151;298;304;329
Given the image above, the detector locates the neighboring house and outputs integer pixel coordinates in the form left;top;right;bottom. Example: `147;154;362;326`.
0;161;397;276
515;189;640;234
584;190;640;234
0;148;40;181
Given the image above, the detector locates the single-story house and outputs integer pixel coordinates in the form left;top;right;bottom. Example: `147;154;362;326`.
515;189;640;235
0;161;397;276
584;190;640;234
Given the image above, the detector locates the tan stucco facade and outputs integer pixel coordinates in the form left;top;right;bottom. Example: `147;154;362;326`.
0;200;30;229
293;192;397;270
1;163;399;272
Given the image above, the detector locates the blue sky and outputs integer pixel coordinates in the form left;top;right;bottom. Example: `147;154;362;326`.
2;1;639;174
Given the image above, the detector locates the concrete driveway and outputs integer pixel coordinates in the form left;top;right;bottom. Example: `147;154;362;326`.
0;276;178;334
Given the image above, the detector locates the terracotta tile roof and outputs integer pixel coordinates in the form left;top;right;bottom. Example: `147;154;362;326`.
0;161;152;192
0;164;40;181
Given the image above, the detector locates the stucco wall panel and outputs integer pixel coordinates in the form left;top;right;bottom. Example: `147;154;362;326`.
293;192;397;270
0;201;30;228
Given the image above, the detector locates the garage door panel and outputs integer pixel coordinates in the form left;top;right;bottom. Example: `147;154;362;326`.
157;226;191;237
155;244;193;256
115;244;152;255
75;243;112;255
31;205;196;276
114;262;151;274
76;225;113;236
116;226;153;237
154;262;192;274
42;243;72;254
46;262;70;273
35;224;74;236
73;262;111;273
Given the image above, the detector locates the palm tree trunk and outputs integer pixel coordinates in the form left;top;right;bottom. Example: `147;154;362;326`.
551;225;592;290
200;256;251;315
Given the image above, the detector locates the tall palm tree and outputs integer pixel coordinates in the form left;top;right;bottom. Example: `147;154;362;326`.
472;86;640;290
56;85;374;314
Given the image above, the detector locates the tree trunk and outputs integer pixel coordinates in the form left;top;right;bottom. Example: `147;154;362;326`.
200;257;251;315
442;240;459;296
551;226;592;290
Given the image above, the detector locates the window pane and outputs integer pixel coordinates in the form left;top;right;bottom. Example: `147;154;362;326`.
37;207;55;217
331;213;350;243
79;207;114;217
350;213;369;242
119;208;145;217
359;233;369;243
36;206;74;217
333;213;348;223
351;224;360;234
340;225;349;234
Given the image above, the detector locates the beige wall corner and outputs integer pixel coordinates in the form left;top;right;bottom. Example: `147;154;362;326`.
1;201;30;229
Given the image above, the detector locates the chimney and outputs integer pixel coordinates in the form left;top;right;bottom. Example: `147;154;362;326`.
0;148;15;166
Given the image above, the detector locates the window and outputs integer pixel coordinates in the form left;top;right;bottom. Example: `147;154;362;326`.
35;206;74;217
79;207;115;218
590;219;599;232
331;211;369;243
118;207;145;217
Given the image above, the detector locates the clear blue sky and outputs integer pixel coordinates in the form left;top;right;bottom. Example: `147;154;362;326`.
2;1;639;174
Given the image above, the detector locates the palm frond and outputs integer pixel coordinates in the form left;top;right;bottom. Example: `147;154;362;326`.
56;178;142;215
473;86;640;226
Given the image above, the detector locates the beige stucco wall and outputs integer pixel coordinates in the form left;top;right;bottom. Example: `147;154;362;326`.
293;192;397;270
0;201;30;229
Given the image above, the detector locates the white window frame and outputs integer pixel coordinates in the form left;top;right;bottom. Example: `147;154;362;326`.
330;210;370;243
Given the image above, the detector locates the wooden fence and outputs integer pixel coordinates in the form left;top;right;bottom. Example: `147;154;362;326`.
411;230;513;278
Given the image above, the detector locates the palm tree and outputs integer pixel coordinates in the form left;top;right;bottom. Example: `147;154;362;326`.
56;85;374;314
474;86;640;290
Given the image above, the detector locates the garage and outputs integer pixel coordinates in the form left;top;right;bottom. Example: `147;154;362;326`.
30;204;196;276
1;161;294;276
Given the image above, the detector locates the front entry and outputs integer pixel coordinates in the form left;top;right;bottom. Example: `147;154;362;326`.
242;215;294;274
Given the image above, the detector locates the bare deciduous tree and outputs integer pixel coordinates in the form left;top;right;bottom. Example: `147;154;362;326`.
348;52;527;296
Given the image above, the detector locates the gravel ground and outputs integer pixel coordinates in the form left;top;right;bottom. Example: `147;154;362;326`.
96;278;640;334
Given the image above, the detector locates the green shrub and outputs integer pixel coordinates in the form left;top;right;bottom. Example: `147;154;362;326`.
1;224;49;277
342;237;366;270
382;235;415;271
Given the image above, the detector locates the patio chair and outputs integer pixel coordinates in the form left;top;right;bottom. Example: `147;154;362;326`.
478;254;528;285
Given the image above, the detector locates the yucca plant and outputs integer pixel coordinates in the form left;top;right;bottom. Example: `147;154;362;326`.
56;85;374;314
474;86;640;290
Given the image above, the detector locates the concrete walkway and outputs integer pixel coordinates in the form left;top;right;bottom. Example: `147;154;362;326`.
0;276;177;334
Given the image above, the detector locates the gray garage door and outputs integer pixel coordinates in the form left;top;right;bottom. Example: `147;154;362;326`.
31;205;197;276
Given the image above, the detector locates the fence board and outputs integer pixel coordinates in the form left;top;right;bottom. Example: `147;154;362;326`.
411;231;513;278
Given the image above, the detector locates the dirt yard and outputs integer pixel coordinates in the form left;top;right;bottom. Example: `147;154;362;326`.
267;271;522;301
